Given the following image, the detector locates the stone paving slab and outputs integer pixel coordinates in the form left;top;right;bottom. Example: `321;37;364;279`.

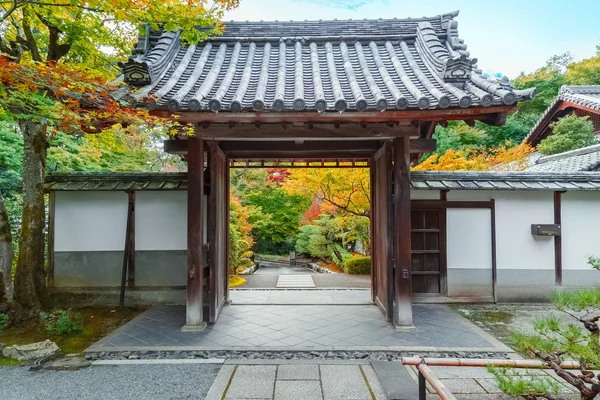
208;363;385;400
89;303;508;352
230;289;371;305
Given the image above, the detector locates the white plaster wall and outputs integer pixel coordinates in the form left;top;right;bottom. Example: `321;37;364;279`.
55;191;128;252
449;190;554;271
135;192;187;251
562;192;600;270
447;209;492;270
494;191;554;271
410;190;440;200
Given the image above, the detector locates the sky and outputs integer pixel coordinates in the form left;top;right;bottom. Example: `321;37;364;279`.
223;0;600;79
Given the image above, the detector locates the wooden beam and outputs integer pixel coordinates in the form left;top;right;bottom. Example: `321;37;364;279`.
191;123;419;140
393;136;413;327
164;138;436;157
185;137;206;330
554;191;563;286
150;106;516;125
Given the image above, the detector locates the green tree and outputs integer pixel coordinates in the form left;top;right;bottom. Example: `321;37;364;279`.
537;114;596;155
493;260;600;399
0;0;239;318
229;195;254;275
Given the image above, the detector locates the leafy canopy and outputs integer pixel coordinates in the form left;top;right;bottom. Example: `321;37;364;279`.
537;114;597;156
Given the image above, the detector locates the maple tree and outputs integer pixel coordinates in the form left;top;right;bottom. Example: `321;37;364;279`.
0;0;239;320
228;194;253;275
413;142;534;171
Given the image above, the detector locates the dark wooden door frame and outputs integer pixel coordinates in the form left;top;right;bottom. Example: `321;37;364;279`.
411;197;497;302
393;137;413;327
185;137;206;329
208;141;228;323
409;206;447;297
371;141;394;323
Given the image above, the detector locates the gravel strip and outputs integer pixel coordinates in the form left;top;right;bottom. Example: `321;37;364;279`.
84;349;509;362
0;364;220;400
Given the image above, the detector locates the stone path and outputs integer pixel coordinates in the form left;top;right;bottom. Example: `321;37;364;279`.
206;362;387;400
276;275;316;288
230;289;371;305
238;273;371;289
88;304;509;352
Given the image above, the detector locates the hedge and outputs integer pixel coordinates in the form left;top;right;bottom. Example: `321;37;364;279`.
345;256;371;275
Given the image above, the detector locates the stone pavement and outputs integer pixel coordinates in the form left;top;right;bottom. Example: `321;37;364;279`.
239;272;371;289
413;365;582;399
88;304;509;352
205;361;582;400
206;362;387;400
230;289;371;305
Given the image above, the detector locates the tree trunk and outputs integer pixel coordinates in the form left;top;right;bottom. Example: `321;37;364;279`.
0;191;22;324
0;191;14;311
14;119;49;318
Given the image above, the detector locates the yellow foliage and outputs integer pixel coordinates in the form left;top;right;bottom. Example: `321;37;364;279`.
413;143;534;172
282;168;370;218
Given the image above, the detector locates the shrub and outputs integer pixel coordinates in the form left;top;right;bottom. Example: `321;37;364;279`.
537;114;596;155
331;245;353;269
345;256;371;275
40;309;84;335
0;313;7;333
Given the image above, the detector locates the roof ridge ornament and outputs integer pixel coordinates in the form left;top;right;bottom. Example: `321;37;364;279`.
416;21;473;84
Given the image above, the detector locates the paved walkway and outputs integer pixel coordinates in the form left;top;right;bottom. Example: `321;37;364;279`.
206;362;386;400
253;263;314;275
239;273;371;289
230;289;371;304
88;304;509;352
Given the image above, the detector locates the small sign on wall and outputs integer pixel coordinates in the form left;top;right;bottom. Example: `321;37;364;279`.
531;224;561;237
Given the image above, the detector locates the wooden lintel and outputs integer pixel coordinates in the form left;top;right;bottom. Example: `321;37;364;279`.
191;123;418;140
150;106;516;125
164;138;435;157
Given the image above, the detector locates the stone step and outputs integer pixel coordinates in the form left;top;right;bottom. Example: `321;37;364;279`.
276;275;316;288
371;360;419;400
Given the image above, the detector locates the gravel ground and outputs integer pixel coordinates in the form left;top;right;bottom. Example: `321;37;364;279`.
0;364;220;400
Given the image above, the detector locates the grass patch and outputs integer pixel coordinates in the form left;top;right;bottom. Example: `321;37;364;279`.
0;357;24;367
255;254;288;262
0;307;142;355
229;276;246;288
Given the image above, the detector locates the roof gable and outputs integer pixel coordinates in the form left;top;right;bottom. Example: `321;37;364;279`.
526;85;600;145
120;12;535;114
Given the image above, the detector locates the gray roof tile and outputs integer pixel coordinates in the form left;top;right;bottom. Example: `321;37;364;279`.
121;13;535;113
526;85;600;142
45;171;600;192
527;144;600;173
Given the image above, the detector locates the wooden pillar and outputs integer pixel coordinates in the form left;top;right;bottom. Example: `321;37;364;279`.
554;192;563;286
393;137;413;327
47;192;55;288
185;137;206;330
127;191;136;289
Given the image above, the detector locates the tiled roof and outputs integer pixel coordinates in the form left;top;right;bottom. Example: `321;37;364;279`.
526;144;600;173
410;171;600;191
45;171;600;192
526;85;600;143
120;12;535;113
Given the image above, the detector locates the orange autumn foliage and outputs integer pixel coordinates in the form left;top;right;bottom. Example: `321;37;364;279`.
413;142;534;171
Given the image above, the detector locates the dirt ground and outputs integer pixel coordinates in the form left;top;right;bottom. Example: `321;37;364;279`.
0;307;143;360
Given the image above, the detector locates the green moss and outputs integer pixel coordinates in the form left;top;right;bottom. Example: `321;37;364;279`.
0;307;142;355
0;357;24;367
